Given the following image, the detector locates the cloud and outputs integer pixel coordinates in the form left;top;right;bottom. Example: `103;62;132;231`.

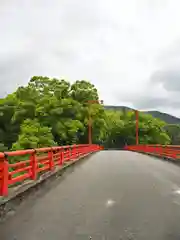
1;0;180;116
149;39;180;93
150;69;180;92
131;41;180;112
0;53;40;96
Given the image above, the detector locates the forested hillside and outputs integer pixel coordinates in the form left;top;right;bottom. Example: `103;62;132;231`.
104;106;180;124
0;76;175;152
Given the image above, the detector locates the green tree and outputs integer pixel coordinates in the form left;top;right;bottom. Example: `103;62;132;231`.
103;110;170;148
0;93;19;148
12;119;57;150
0;75;172;155
164;124;180;145
71;80;99;103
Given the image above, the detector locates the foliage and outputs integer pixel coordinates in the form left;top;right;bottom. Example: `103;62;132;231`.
0;76;172;159
0;143;8;152
103;110;171;148
12;119;57;150
164;124;180;145
0;93;19;148
105;106;180;125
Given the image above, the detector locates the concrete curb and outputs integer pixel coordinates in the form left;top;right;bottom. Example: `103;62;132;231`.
0;152;97;222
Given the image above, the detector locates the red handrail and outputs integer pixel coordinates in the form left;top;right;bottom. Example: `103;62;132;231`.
0;144;102;196
124;144;180;160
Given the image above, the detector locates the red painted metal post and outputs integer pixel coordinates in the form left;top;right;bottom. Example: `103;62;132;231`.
172;148;177;159
69;147;71;160
72;145;76;160
76;145;79;158
31;151;37;180
58;150;61;165
48;149;54;170
61;150;64;165
135;110;139;145
0;154;9;196
0;144;101;196
58;149;62;166
66;147;70;161
73;145;76;159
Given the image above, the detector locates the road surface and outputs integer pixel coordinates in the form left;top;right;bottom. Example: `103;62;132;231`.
2;151;180;239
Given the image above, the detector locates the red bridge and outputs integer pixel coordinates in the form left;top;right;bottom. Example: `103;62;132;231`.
1;144;180;239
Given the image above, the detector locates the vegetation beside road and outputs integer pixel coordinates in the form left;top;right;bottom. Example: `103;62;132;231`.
0;76;174;156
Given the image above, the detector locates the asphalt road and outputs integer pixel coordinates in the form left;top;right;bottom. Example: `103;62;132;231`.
2;151;180;240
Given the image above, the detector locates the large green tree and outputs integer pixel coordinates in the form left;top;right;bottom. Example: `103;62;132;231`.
0;75;172;157
103;110;170;148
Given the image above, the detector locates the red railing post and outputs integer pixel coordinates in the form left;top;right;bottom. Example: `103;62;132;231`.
78;146;81;156
76;145;79;158
172;148;177;159
31;150;37;180
0;154;9;196
48;148;54;171
164;145;167;157
162;145;164;156
0;144;101;196
59;149;63;166
122;144;180;162
135;110;139;145
69;146;71;160
72;145;76;160
61;149;64;165
58;149;63;166
160;146;162;156
156;145;158;155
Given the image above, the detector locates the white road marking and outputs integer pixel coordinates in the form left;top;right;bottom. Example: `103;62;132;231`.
105;199;115;207
174;189;180;195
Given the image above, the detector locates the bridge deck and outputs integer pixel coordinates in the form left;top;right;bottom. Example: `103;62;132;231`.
1;151;180;239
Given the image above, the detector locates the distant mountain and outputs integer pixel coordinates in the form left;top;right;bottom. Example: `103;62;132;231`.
104;105;180;125
104;105;134;111
143;111;180;124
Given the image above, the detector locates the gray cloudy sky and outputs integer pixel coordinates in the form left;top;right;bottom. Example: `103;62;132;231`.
1;0;180;116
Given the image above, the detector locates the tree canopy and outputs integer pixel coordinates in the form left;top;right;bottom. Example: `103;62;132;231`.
0;76;173;155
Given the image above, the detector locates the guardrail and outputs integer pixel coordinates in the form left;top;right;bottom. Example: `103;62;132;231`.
124;145;180;160
0;144;102;196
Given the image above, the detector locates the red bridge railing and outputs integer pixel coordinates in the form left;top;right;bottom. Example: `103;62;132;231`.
0;144;102;196
124;145;180;160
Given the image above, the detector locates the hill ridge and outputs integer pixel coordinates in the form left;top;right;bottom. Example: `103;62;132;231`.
104;105;180;124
